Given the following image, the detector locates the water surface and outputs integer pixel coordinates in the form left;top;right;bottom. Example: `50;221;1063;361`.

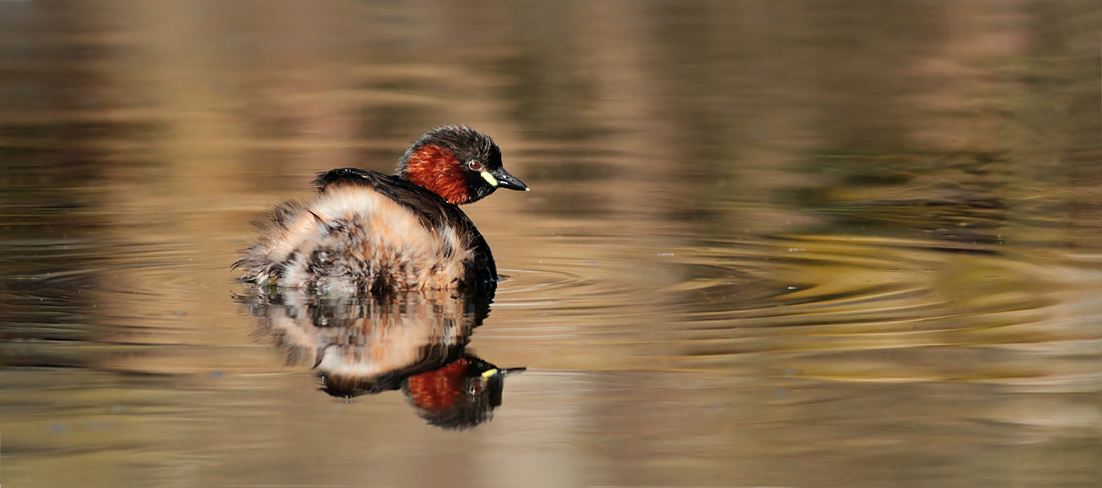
1;1;1100;487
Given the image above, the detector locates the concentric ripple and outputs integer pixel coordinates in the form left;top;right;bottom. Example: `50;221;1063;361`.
488;232;1102;387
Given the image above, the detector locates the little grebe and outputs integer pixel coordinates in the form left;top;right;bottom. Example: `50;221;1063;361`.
236;126;528;293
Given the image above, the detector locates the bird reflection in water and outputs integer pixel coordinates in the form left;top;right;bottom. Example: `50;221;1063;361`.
237;283;524;430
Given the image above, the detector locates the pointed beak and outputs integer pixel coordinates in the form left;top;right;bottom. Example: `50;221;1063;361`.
478;365;524;381
491;168;529;192
479;366;526;379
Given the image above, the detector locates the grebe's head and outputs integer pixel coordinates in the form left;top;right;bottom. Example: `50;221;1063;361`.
396;126;528;204
403;355;525;430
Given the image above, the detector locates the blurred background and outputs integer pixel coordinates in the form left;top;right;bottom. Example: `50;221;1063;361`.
1;0;1100;487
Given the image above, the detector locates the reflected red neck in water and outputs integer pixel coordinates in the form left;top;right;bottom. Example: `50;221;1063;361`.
406;358;470;409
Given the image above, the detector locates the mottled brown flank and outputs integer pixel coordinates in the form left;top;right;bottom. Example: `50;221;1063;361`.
403;145;471;204
406;358;470;409
234;180;485;293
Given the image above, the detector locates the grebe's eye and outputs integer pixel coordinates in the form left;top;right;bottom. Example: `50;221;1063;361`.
467;381;483;395
466;160;483;171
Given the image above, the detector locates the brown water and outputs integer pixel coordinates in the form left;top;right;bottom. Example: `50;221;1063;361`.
2;1;1101;487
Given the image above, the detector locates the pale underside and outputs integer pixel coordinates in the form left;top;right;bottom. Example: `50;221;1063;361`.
240;184;473;293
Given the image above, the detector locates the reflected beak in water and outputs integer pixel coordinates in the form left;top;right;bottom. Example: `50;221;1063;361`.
481;367;526;379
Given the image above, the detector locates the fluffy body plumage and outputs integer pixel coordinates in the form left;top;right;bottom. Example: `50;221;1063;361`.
236;126;526;294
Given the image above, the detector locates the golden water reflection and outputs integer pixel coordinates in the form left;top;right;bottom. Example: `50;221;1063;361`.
238;285;524;429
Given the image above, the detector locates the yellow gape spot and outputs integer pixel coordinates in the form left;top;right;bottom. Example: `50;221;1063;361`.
480;171;498;187
481;368;498;378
